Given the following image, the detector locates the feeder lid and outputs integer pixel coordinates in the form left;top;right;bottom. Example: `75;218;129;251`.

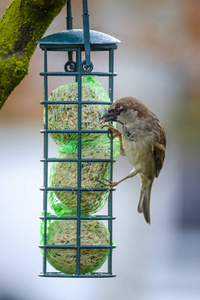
37;29;121;48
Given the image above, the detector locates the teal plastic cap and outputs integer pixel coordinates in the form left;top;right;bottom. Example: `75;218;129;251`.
37;29;121;49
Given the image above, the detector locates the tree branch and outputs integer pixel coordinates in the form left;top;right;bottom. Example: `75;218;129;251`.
0;0;68;109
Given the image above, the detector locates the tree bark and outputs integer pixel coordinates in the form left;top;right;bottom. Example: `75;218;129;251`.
0;0;68;109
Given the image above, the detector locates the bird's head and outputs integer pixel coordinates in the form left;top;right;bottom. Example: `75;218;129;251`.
100;97;148;125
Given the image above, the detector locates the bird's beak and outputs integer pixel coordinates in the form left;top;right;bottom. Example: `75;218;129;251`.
100;111;117;123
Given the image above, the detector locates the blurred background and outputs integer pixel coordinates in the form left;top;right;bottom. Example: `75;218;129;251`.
0;0;200;299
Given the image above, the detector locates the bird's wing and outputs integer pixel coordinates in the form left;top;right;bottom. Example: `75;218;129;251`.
153;122;166;178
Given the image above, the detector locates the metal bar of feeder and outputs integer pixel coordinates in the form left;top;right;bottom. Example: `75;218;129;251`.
40;129;111;133
39;71;117;76
39;215;116;220
108;48;115;275
76;47;82;276
66;0;75;71
82;0;91;67
40;245;116;249
66;0;73;30
39;273;116;278
43;47;48;275
40;158;114;163
40;187;111;192
40;100;112;105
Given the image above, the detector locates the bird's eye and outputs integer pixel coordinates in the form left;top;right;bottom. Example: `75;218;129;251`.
114;107;123;114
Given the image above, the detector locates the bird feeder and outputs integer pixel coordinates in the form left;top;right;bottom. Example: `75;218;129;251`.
38;0;120;278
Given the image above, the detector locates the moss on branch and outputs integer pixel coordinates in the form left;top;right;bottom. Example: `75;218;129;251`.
0;0;68;109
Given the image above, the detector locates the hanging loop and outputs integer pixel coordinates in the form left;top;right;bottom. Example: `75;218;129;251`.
81;60;93;72
64;61;77;72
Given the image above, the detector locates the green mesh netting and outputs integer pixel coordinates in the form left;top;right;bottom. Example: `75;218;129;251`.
48;136;118;216
45;76;110;145
45;220;110;274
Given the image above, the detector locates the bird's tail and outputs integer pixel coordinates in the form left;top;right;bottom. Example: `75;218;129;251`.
137;179;153;224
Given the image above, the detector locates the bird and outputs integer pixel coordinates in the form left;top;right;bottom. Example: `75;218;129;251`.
100;96;166;224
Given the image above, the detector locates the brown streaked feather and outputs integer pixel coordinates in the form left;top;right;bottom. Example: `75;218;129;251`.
153;123;166;178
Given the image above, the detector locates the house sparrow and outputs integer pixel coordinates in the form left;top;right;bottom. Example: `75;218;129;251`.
100;97;166;224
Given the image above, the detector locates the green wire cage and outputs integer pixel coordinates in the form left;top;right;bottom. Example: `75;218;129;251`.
38;0;120;278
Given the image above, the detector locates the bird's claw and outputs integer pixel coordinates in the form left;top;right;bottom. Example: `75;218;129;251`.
101;124;124;154
101;124;121;139
98;178;118;193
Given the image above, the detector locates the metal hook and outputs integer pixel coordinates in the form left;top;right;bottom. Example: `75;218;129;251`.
66;0;73;30
82;0;92;71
